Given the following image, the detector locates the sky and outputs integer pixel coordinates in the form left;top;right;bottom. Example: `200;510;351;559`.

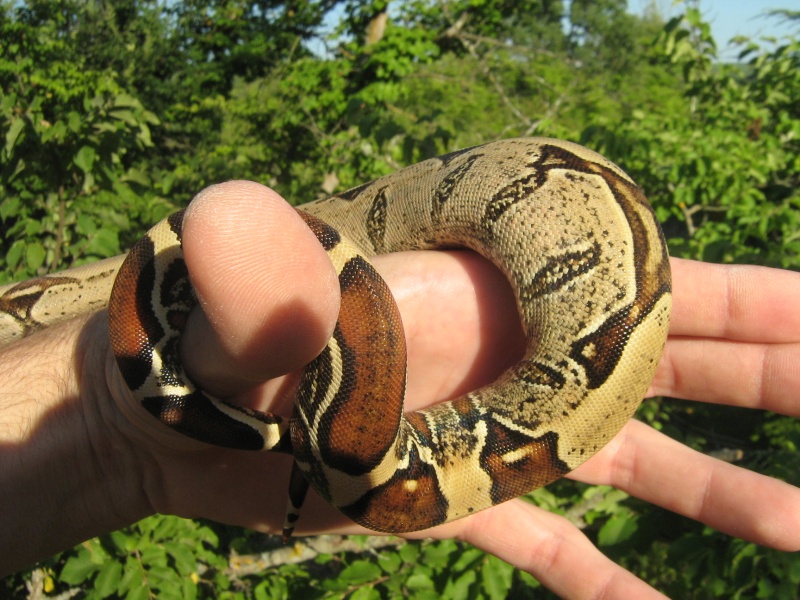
312;1;798;61
631;0;798;59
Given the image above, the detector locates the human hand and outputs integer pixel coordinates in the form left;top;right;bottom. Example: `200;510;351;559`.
103;181;800;598
103;180;531;535
437;256;800;598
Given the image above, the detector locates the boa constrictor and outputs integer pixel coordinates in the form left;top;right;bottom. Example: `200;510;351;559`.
0;138;671;537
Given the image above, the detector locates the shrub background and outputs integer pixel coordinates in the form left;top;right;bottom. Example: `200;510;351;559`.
2;1;798;597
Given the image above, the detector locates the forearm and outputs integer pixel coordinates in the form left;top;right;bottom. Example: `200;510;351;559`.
0;313;151;577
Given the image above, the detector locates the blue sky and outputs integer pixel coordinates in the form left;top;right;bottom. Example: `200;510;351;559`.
314;1;797;60
631;0;798;59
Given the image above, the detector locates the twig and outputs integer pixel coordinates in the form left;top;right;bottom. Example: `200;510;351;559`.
227;535;406;576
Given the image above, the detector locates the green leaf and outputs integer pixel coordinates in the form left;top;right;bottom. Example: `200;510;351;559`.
118;558;145;595
339;560;381;584
255;576;289;600
85;227;120;257
24;219;42;235
122;168;152;187
180;574;199;600
421;539;457;569
25;242;46;272
40;120;67;143
519;571;541;589
145;564;181;591
109;530;136;553
140;543;168;568
74;145;96;174
4;117;25;156
95;560;123;598
451;546;484;571
377;549;402;573
68;111;82;133
405;572;435;590
351;586;380;600
4;240;25;271
0;196;21;220
76;213;97;235
447;570;477;598
164;542;197;576
60;549;100;585
126;586;150;600
597;513;639;546
114;93;142;108
481;555;514;600
150;514;181;541
109;109;138;126
137;123;154;147
399;542;420;563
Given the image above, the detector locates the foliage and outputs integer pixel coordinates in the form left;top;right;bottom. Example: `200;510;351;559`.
0;0;174;281
1;0;799;598
584;6;800;266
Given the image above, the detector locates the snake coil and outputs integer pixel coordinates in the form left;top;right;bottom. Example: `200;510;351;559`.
0;138;671;536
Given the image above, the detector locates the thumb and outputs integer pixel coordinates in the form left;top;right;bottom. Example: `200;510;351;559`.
180;181;340;399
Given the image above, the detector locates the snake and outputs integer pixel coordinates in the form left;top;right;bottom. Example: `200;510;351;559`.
0;138;671;537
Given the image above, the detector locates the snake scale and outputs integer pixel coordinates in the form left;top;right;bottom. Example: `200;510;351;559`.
0;138;671;536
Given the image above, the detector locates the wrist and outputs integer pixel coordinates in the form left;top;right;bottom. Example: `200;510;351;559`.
0;313;152;576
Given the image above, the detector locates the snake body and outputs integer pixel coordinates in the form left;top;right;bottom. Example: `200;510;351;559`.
0;138;671;535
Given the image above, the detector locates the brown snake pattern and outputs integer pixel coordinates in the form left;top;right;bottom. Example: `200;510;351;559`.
0;138;671;536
